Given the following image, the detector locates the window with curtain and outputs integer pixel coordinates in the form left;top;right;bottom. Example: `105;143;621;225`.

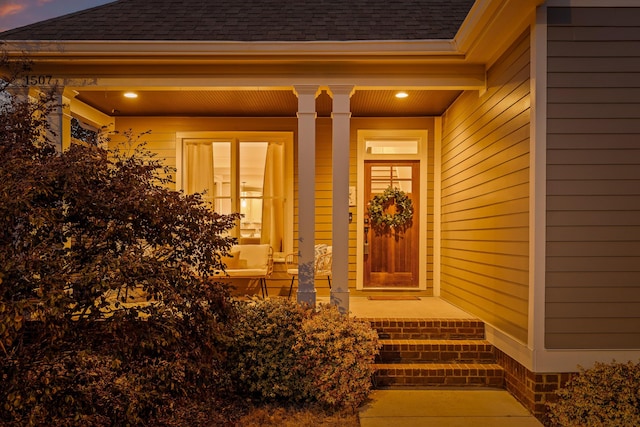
184;136;287;252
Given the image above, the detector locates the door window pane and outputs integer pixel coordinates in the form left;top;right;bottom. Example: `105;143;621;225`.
369;165;413;194
396;181;412;193
371;182;391;194
371;166;391;180
394;166;413;180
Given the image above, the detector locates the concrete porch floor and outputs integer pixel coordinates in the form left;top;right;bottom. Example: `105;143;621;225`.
317;296;475;319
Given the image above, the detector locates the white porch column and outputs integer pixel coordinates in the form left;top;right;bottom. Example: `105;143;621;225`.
293;85;320;306
48;87;73;151
328;85;354;314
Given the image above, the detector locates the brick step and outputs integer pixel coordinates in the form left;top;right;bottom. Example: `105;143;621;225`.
373;363;505;388
367;318;485;340
377;339;495;363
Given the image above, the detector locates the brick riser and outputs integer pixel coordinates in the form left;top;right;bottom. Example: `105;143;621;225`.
367;318;505;389
374;363;505;388
368;318;486;340
377;339;495;363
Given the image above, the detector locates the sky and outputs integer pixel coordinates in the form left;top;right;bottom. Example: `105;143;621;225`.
0;0;113;32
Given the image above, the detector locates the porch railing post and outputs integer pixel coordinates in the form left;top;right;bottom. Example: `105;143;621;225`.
293;85;320;307
328;85;354;315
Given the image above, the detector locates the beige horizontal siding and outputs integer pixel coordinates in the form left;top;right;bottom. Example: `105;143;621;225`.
113;116;299;190
440;31;531;344
113;116;435;293
546;7;640;350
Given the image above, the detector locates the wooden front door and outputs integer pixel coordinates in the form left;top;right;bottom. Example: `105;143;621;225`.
364;160;419;288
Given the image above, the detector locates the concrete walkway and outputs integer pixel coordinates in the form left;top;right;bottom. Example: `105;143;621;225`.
359;389;544;427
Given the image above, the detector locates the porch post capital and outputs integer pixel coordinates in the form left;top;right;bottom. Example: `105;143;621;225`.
293;84;322;97
293;85;321;114
328;85;355;120
327;85;355;98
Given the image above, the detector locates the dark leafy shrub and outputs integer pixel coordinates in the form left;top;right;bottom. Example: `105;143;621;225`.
227;298;380;410
2;343;240;427
5;351;158;427
0;54;241;425
547;360;640;427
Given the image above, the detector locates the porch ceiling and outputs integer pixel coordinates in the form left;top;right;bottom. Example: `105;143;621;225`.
75;88;462;118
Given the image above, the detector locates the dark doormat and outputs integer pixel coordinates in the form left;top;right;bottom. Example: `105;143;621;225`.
367;296;420;300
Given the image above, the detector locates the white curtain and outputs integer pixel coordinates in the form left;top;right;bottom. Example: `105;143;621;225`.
261;142;285;251
185;142;214;205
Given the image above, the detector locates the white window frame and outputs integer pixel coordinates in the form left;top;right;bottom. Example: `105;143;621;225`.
176;131;294;255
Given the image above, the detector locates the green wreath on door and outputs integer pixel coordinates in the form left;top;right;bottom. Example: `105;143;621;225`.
367;186;413;231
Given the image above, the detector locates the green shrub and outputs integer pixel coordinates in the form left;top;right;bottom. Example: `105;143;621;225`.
227;298;310;401
227;298;380;410
547;360;640;427
294;304;380;410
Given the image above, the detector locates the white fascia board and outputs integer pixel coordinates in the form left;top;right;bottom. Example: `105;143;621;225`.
3;39;460;59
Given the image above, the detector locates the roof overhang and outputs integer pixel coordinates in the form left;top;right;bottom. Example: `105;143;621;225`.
1;0;544;68
457;0;546;65
0;0;545;117
4;39;484;91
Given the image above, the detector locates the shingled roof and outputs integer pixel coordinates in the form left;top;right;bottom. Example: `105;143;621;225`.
0;0;475;42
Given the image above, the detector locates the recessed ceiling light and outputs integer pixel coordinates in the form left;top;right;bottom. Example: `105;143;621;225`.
395;91;409;99
123;92;138;99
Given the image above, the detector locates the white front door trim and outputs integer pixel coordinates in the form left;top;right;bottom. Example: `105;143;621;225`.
356;129;429;291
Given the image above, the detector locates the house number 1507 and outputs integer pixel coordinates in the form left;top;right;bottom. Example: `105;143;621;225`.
24;75;53;85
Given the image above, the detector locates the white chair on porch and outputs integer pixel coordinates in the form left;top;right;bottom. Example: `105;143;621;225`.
285;245;332;299
217;244;273;297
